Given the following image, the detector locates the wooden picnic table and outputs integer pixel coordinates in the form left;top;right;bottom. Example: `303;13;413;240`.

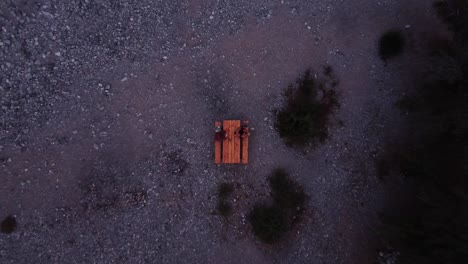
214;120;249;164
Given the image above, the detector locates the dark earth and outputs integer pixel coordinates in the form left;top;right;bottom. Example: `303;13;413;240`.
1;0;468;264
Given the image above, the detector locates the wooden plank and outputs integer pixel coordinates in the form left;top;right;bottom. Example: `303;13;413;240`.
242;122;249;164
222;120;231;163
214;121;221;164
241;137;249;164
228;120;236;163
229;120;238;163
232;120;241;163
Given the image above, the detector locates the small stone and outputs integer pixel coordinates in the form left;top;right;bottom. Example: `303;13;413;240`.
264;117;268;121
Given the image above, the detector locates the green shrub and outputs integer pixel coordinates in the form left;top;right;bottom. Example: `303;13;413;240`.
248;168;307;244
1;215;17;234
217;201;233;217
217;183;234;200
216;183;234;217
248;205;286;244
379;30;405;61
269;168;306;213
275;69;338;147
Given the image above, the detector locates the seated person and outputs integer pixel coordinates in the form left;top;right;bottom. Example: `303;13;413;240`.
215;129;228;141
235;125;250;139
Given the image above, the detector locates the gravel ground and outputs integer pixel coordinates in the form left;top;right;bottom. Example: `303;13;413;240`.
0;1;446;263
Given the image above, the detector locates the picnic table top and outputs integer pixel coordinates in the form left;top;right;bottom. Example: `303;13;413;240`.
215;120;249;164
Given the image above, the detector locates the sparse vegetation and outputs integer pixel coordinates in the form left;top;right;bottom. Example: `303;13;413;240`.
275;68;339;147
216;183;234;217
217;201;232;217
248;205;286;244
1;215;17;234
248;168;307;244
218;182;234;199
379;30;405;61
269;168;306;214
